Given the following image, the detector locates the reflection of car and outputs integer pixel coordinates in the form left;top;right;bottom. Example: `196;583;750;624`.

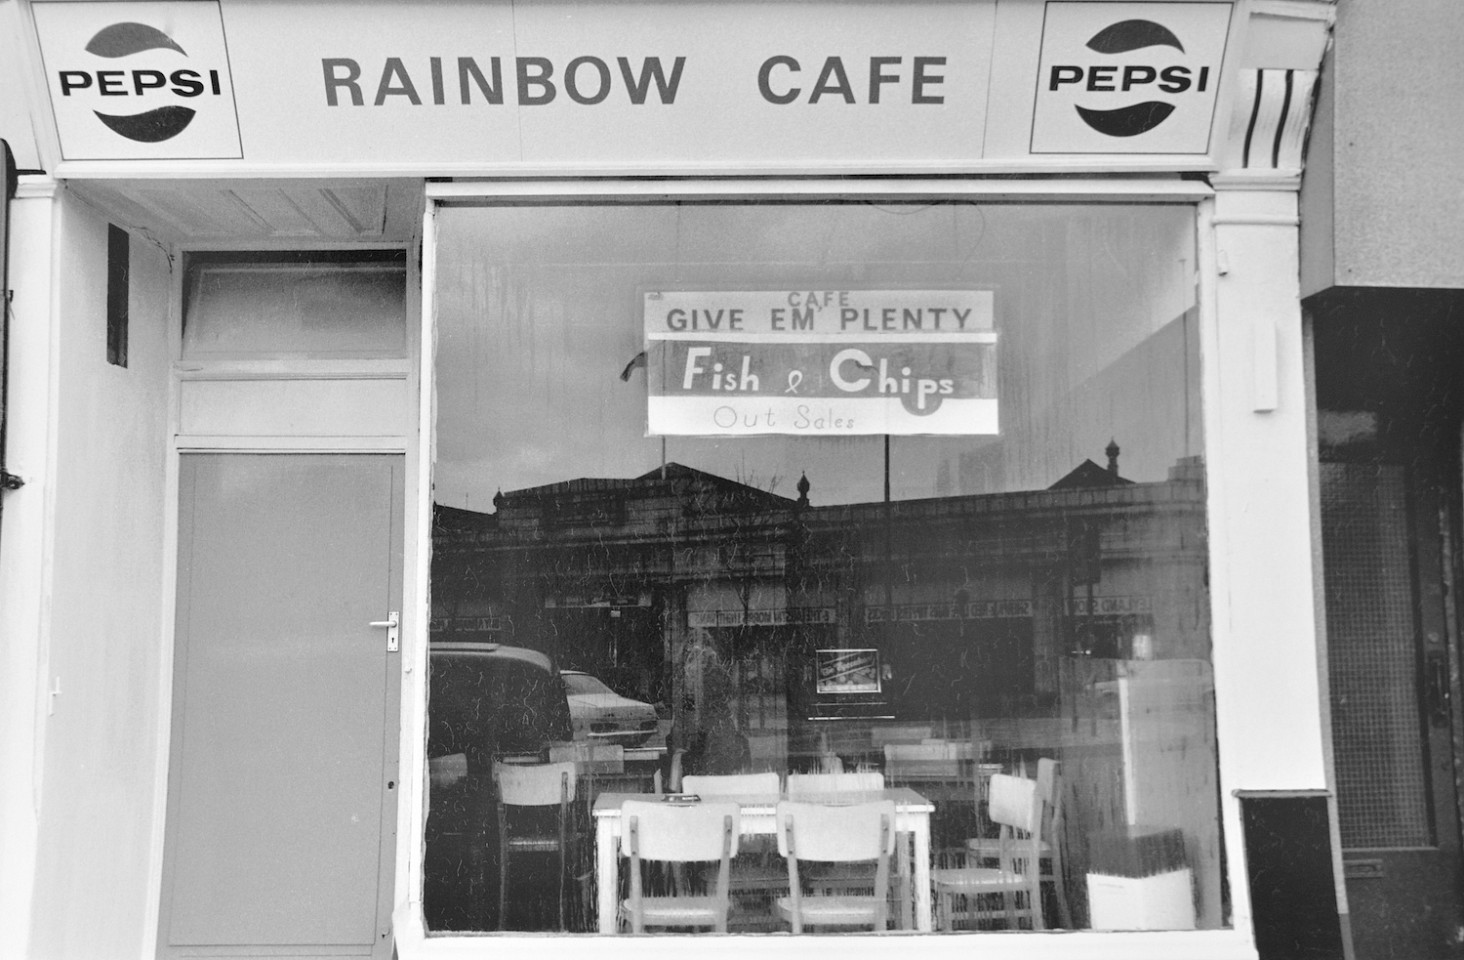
561;670;659;745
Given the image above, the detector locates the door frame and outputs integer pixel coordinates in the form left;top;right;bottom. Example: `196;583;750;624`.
143;237;422;960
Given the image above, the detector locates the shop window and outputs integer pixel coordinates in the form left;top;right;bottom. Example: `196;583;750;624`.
181;250;407;360
427;201;1223;936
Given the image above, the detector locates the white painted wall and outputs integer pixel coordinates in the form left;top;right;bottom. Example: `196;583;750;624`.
1205;189;1328;792
0;180;59;960
21;187;173;959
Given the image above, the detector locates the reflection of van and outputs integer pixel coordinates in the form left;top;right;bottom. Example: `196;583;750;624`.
425;642;573;931
428;642;574;767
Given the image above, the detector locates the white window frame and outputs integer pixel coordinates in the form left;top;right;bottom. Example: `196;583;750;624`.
396;177;1272;960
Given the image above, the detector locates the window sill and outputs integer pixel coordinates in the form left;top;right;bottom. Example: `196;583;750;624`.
173;358;412;380
391;902;1256;960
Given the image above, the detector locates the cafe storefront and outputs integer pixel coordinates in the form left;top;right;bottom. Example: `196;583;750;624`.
0;1;1339;958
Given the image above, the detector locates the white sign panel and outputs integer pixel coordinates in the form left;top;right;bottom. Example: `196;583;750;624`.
1031;2;1233;154
28;0;1240;171
644;290;997;437
33;1;241;160
235;0;996;171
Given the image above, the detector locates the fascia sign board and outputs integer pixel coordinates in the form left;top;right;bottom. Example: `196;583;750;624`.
28;0;1240;175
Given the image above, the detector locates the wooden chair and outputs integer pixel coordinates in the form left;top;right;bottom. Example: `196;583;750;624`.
786;771;885;797
965;758;1071;927
619;799;741;933
883;742;965;781
932;773;1043;931
681;771;782;927
494;760;577;930
785;772;889;898
885;741;982;850
870;725;933;750
774;800;897;933
681;772;779;797
547;743;633;927
549;741;626;775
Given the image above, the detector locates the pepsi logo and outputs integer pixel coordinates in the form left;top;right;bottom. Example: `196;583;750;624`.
1085;19;1184;55
55;20;224;144
86;21;185;57
1050;19;1208;138
1031;2;1231;155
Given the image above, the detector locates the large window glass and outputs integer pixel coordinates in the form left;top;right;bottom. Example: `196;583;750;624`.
426;201;1221;936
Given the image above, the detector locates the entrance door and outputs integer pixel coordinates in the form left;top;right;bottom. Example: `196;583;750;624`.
159;454;402;959
1321;458;1464;960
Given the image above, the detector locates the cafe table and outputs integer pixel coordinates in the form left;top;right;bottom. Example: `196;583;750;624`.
591;787;936;933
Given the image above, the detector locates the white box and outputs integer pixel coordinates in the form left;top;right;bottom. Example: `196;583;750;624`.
1086;868;1197;930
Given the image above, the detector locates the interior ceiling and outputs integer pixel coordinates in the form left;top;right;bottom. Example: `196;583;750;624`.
68;178;424;245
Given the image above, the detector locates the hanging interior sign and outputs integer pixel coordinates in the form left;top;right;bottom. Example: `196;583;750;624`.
644;289;997;436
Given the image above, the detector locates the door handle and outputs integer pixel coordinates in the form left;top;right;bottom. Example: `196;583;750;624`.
370;611;400;653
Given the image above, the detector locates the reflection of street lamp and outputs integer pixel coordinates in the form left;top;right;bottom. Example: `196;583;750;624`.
1068;517;1102;656
620;348;666;478
884;435;893;611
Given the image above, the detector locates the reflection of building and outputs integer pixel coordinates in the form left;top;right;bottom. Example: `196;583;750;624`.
432;449;1207;736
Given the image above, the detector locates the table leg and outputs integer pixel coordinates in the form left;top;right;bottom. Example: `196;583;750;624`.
913;816;932;932
596;819;617;934
897;830;912;930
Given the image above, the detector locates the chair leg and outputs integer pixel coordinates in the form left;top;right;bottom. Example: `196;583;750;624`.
557;848;566;931
498;845;509;930
1048;853;1073;929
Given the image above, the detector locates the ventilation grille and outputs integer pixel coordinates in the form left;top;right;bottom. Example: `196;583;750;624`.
1321;463;1430;849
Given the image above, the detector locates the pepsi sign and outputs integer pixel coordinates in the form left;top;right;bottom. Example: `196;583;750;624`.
1031;2;1232;155
34;1;241;160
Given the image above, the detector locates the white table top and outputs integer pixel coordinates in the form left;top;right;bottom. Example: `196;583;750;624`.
592;786;934;818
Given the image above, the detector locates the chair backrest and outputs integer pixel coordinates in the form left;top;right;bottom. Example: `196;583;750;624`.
681;771;779;797
987;773;1042;836
620;800;741;861
870;725;933;748
1036;758;1059;807
548;741;625;774
884;742;962;779
786;771;886;797
495;760;577;806
1036;757;1064;834
776;800;897;862
885;742;948;762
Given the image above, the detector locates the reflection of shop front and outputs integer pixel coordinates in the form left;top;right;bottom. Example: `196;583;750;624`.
0;1;1345;958
433;452;1208;759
